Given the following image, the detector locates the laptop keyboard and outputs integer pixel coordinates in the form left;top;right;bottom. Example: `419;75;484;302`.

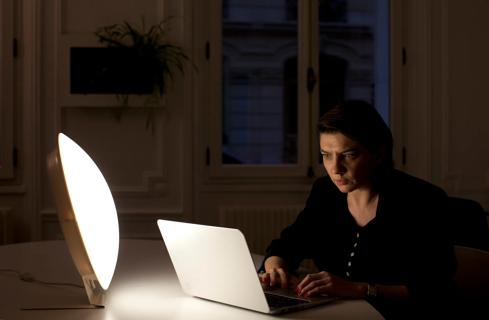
265;292;310;308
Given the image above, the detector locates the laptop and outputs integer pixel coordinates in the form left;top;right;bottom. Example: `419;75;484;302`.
157;219;336;314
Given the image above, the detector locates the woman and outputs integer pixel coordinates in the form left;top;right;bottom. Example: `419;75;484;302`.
260;100;456;319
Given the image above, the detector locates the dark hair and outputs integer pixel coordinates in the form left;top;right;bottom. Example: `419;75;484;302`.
318;100;394;170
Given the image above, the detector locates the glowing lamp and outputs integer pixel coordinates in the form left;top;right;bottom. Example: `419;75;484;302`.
47;133;119;306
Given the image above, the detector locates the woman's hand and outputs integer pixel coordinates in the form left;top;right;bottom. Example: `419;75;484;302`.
296;271;366;299
260;256;298;289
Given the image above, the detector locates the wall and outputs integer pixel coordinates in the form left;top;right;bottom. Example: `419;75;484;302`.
398;0;489;209
1;0;489;246
0;0;194;243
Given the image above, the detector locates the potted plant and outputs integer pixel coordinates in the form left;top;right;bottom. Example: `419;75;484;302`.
95;18;192;127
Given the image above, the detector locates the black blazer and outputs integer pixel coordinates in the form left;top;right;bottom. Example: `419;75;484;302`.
264;169;456;319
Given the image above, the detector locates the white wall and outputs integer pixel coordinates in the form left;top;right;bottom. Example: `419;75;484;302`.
0;0;195;243
396;0;489;209
1;0;488;245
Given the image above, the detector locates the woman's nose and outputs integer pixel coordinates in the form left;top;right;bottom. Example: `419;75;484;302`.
331;158;344;174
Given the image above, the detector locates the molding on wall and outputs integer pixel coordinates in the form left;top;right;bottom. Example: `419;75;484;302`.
40;207;184;240
0;207;13;244
59;108;172;197
22;0;43;240
0;0;14;179
43;0;187;225
403;0;433;181
389;0;406;171
438;0;450;191
0;186;27;194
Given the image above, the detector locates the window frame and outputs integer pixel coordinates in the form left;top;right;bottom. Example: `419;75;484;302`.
0;0;14;180
207;0;312;179
204;0;398;180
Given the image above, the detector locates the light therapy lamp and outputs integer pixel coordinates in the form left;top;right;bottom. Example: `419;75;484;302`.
47;133;119;307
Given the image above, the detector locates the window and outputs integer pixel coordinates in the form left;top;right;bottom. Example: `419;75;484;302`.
221;0;299;165
317;0;389;121
209;0;389;177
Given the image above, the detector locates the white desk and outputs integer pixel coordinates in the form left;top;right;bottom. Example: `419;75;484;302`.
0;240;384;320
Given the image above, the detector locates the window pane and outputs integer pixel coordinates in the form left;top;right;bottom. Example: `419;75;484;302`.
317;0;389;123
222;0;298;165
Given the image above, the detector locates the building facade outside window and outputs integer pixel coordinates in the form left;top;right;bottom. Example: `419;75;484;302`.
220;0;389;167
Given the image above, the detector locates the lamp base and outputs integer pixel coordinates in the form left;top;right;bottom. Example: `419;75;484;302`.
20;274;107;310
83;274;107;306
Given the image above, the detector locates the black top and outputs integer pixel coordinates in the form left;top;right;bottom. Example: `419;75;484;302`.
264;169;456;319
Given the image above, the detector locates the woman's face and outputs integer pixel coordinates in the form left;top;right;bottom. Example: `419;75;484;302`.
320;132;381;193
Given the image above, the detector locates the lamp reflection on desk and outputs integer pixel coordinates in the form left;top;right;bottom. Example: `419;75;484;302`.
107;277;182;319
47;133;119;307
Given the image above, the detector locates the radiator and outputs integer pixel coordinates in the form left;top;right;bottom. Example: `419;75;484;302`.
219;205;303;255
